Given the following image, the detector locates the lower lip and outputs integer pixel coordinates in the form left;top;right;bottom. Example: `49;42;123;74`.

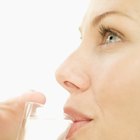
66;120;92;139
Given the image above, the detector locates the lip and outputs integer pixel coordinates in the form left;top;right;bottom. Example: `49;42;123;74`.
66;119;92;139
64;107;93;139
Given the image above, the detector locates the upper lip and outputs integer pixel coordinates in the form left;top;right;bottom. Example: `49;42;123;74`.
64;107;93;122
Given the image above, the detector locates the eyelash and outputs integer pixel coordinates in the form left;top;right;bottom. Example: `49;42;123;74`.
98;25;123;45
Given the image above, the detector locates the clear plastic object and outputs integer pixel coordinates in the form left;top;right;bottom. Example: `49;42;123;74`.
16;102;72;140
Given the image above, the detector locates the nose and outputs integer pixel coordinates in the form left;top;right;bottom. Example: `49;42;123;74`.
55;49;90;94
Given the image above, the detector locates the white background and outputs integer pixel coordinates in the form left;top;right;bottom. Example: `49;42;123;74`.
0;0;89;114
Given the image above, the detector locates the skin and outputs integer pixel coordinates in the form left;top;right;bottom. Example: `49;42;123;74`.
1;0;140;140
55;0;140;139
0;92;46;140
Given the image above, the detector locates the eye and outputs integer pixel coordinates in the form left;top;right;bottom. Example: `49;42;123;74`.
105;33;121;44
99;25;123;45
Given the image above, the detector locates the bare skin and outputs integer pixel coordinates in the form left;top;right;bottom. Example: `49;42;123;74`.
2;0;140;140
0;92;46;140
56;0;140;139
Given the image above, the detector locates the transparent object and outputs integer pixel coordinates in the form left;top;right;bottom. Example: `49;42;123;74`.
16;102;72;140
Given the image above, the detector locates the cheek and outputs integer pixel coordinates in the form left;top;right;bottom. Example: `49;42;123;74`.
92;50;140;118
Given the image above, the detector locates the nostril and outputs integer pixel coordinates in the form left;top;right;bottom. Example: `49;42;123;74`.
64;81;80;90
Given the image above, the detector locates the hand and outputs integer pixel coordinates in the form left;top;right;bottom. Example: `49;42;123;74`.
0;91;46;140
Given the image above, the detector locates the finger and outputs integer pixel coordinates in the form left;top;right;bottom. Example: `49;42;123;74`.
4;91;46;113
0;91;46;140
18;91;46;105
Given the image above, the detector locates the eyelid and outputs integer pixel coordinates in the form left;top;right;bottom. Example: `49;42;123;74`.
100;25;125;38
99;25;125;45
108;29;124;39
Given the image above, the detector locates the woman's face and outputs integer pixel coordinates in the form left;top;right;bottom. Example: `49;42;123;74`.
56;0;140;139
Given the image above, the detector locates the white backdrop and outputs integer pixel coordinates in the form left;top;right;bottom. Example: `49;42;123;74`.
0;0;89;114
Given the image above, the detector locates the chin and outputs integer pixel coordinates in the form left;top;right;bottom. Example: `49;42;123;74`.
66;125;95;140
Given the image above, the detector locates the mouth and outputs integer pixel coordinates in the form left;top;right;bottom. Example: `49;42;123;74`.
66;119;93;139
64;107;93;139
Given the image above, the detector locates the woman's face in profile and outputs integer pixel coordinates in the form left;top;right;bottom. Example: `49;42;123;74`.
56;0;140;139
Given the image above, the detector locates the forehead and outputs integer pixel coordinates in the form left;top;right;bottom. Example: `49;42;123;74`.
89;0;139;10
86;0;140;21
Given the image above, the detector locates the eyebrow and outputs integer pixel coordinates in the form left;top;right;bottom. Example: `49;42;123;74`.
79;10;133;35
92;10;133;26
